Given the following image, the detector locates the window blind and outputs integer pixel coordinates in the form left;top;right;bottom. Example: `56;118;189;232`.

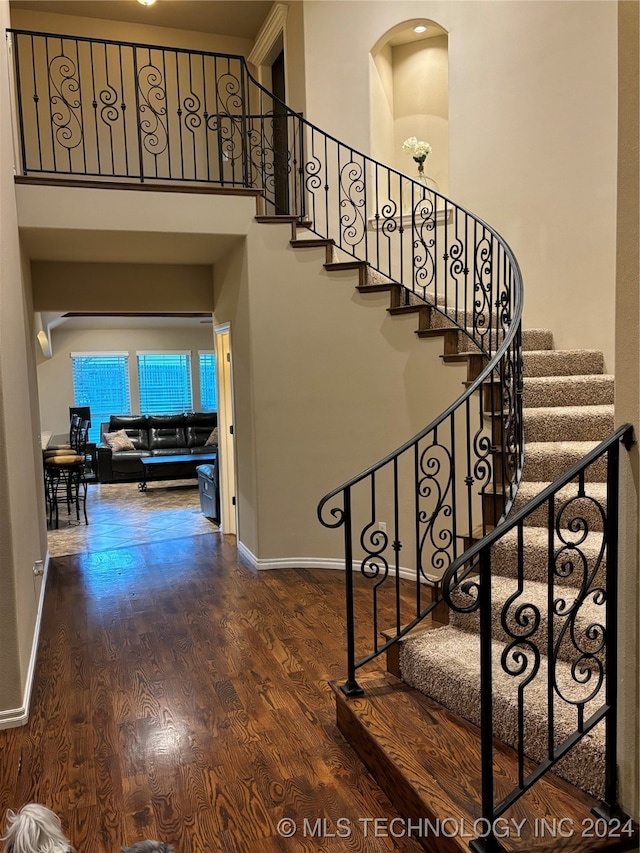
71;353;131;442
199;351;218;412
137;352;193;415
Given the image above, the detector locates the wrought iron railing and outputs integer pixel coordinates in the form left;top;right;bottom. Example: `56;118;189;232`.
8;25;524;686
9;30;253;184
442;424;634;852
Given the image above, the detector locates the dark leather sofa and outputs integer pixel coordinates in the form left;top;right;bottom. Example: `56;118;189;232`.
96;412;217;483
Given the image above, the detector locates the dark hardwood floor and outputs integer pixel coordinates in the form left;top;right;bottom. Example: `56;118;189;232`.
0;533;423;852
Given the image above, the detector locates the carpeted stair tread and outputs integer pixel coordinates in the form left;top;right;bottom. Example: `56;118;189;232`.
523;441;606;482
450;574;606;667
522;328;553;351
512;481;607;530
523;350;605;377
399;625;605;798
491;526;605;585
523;374;615;408
523;405;614;442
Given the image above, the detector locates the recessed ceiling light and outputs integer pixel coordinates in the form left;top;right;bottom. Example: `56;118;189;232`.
137;0;157;6
414;25;427;33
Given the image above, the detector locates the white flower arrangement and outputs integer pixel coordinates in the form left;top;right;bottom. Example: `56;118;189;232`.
402;136;432;167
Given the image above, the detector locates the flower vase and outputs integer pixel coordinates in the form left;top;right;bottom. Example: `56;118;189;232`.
403;161;439;213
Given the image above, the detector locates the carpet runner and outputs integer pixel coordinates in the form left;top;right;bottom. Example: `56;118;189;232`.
398;329;613;800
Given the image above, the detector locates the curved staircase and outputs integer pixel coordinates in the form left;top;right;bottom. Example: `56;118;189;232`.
7;27;636;852
263;209;636;849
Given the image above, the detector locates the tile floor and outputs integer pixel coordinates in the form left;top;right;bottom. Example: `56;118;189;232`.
47;477;219;557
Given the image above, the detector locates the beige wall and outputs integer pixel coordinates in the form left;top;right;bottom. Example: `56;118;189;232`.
370;43;395;167
211;239;258;553
615;0;639;822
391;35;449;194
0;0;48;724
31;261;214;313
36;322;216;437
302;0;618;369
215;219;467;564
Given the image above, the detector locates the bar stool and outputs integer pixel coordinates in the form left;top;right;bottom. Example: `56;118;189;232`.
43;419;89;528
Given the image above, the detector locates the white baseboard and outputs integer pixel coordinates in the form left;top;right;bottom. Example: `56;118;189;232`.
236;541;432;583
0;550;50;729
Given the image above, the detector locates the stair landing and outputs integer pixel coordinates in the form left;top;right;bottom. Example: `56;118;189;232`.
331;671;639;853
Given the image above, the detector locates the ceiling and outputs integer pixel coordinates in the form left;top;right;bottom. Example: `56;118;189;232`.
9;0;274;40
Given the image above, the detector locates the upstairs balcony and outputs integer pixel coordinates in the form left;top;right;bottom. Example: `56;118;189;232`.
8;28;298;215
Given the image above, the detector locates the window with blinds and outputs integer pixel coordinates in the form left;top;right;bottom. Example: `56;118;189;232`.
71;353;131;442
199;352;218;412
137;352;193;415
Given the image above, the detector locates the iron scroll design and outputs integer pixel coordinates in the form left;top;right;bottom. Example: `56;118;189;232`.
10;26;524;675
10;30;251;183
437;424;634;848
48;48;83;158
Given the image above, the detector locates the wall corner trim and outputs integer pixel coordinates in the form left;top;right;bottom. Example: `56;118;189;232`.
248;3;288;67
0;551;50;730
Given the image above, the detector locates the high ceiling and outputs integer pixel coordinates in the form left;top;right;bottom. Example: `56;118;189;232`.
9;0;274;40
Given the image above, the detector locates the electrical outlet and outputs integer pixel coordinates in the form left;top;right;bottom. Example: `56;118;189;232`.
33;560;44;577
378;521;387;534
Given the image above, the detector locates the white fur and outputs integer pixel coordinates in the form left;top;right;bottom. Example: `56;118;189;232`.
0;804;72;853
1;805;174;853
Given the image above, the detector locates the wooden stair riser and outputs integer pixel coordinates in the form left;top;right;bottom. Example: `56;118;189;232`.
384;612;450;679
332;674;638;853
417;327;460;354
482;489;506;527
254;214;312;240
466;353;486;382
388;303;432;333
462;379;505;414
289;237;336;265
333;687;466;853
324;260;369;287
495;445;517;483
357;281;403;307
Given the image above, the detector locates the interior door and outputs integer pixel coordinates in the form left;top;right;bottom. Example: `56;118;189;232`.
214;324;237;536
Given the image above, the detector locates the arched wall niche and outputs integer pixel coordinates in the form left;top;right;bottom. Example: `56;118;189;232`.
370;19;449;194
